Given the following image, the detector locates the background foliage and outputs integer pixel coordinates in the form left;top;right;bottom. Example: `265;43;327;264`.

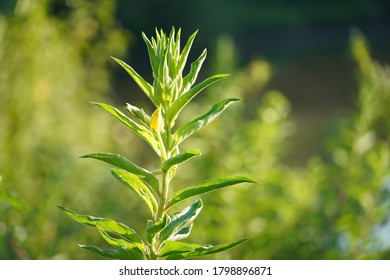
1;0;389;259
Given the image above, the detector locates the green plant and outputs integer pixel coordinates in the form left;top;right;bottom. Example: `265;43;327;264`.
58;27;256;260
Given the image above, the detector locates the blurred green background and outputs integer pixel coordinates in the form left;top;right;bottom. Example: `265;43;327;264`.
1;0;389;259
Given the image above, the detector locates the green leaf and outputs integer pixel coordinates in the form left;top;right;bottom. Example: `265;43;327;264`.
111;56;156;105
147;215;170;244
175;98;241;144
99;229;141;251
57;206;144;246
111;168;158;218
158;241;194;258
175;29;198;77
92;102;160;156
80;245;146;260
166;237;252;260
157;199;203;246
169;224;192;241
167;176;257;209
80;152;159;195
162;148;201;173
126;103;151;127
142;32;159;76
182;48;207;92
167;74;230;125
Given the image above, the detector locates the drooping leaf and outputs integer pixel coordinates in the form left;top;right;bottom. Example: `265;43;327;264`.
57;206;144;246
80;245;146;260
158;241;194;258
167;176;257;209
111;56;156;105
162;148;201;173
111;168;158;218
92;102;160;156
167;74;230;125
175;98;241;144
165;237;252;260
126;103;151;127
80;152;159;194
157;199;203;246
182;48;207;92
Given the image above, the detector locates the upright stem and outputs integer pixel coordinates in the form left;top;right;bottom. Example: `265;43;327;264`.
157;170;170;220
156;111;173;221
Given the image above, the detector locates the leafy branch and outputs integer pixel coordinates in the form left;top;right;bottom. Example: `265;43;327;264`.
58;27;256;260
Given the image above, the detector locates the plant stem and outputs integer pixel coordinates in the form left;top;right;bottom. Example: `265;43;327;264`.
156;111;173;221
157;170;170;221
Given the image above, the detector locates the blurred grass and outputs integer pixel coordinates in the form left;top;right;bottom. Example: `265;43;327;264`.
0;0;139;259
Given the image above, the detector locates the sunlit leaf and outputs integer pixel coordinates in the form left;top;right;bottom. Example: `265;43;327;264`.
182;48;207;92
162;148;201;173
80;245;146;260
167;74;230;125
175;30;198;77
126;103;151;127
158;241;194;257
147;214;170;244
80;152;159;194
175;98;241;144
169;224;192;241
57;206;143;245
142;32;159;76
167;176;257;209
166;237;252;260
157;199;203;246
111;168;158;218
99;229;141;251
111;56;156;105
92;102;160;155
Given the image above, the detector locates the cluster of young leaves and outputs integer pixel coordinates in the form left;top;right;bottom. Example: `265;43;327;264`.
58;28;256;260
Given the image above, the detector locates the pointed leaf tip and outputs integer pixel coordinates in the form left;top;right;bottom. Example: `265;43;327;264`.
167;176;257;209
162;148;201;173
165;236;252;260
174;98;241;144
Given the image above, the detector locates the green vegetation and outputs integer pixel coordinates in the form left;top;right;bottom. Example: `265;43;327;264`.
1;1;389;260
184;31;390;259
0;0;129;259
58;28;256;260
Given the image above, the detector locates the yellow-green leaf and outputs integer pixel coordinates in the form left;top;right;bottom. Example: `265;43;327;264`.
174;98;241;144
80;245;146;260
162;148;201;173
167;176;257;209
81;152;159;195
111;56;156;105
166;237;252;260
57;206;144;246
92;102;160;156
167;74;230;126
111;168;158;218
